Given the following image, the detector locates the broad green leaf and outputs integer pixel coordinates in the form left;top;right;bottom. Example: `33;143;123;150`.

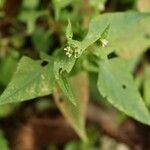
143;65;150;107
97;58;150;125
0;56;55;105
81;12;150;59
54;49;76;79
54;72;88;142
57;72;76;105
0;131;9;150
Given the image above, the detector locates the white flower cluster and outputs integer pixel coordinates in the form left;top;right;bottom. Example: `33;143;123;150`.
64;46;80;58
100;39;108;47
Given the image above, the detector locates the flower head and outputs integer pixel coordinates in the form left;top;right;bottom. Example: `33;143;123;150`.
64;45;81;58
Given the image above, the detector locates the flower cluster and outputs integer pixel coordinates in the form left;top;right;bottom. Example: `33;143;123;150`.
100;39;108;47
64;46;81;58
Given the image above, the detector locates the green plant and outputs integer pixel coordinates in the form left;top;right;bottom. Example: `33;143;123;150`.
0;0;150;149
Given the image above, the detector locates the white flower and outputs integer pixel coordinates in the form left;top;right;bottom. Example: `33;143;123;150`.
101;39;108;47
64;46;81;58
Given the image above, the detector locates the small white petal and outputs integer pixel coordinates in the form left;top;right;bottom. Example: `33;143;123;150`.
66;52;70;55
101;39;108;47
68;47;71;51
68;53;72;57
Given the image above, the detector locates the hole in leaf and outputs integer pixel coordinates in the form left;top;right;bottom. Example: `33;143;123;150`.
108;52;117;59
59;68;63;73
122;84;126;89
41;61;49;67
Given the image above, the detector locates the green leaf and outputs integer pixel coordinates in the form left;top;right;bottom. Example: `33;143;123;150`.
97;58;150;125
0;104;19;118
82;12;150;59
52;0;72;20
0;53;18;86
0;56;55;105
32;28;51;53
54;49;76;79
66;19;73;40
18;10;45;34
54;72;88;142
0;131;9;150
22;0;39;9
57;72;76;105
0;0;5;8
143;65;150;107
54;49;77;105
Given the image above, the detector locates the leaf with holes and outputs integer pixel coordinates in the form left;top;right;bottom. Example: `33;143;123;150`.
81;12;150;59
97;58;150;125
54;49;76;79
0;56;55;105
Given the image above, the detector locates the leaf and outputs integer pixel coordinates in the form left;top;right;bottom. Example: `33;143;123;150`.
66;19;73;40
0;53;18;86
54;49;76;79
0;0;5;8
0;56;55;105
32;28;51;53
0;131;9;150
22;0;39;9
0;104;18;118
82;12;150;59
18;10;45;34
57;72;76;105
52;0;72;20
54;72;88;142
143;65;150;107
97;58;150;125
53;49;77;105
